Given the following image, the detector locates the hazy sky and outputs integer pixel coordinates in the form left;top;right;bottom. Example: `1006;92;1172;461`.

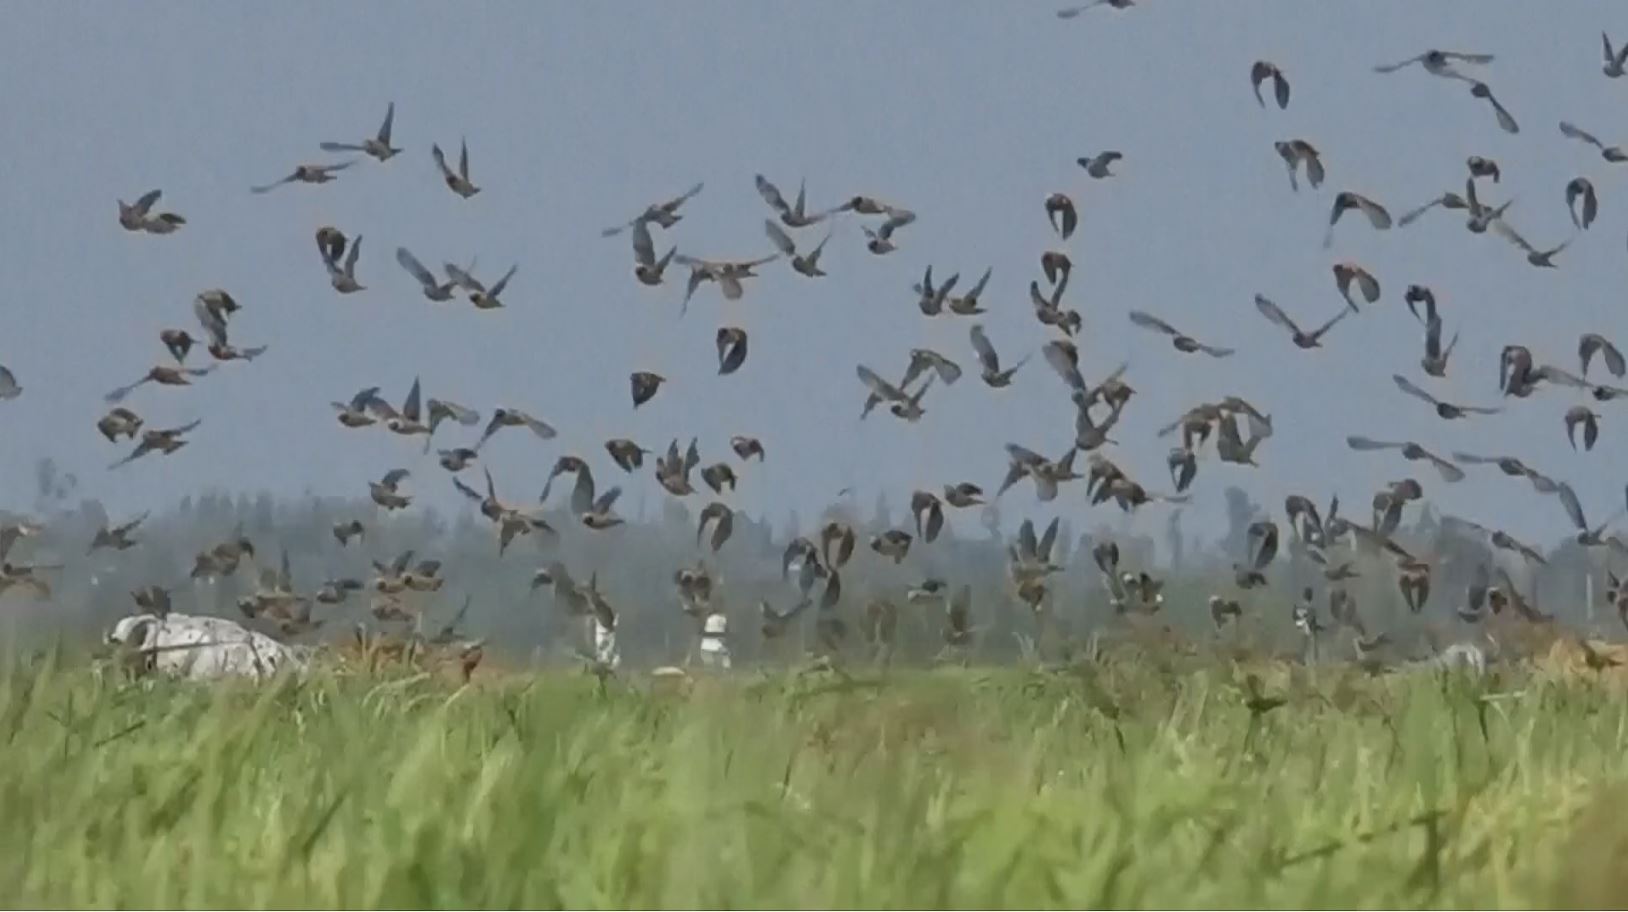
2;2;1624;545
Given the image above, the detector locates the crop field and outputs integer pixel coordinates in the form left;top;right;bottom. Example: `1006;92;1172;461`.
4;652;1628;908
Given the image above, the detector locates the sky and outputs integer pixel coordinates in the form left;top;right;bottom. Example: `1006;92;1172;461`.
0;1;1625;548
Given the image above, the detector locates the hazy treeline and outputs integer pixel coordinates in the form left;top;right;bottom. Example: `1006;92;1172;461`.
2;458;1614;666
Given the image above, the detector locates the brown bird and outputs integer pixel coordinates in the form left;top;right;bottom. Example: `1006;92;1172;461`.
1332;262;1380;311
1468;81;1519;134
655;438;702;496
716;327;748;375
630;372;665;409
870;529;913;564
943;482;984;508
250;161;353;193
969;324;1031;385
861;209;916;255
821;521;856;570
1057;0;1134;16
89;512;148;553
1253;294;1348;349
857;365;934;421
476;407;556;449
369;469;412;511
730;435;765;462
947;268;993;316
1324;191;1391;248
1345;437;1465;482
697;502;734;552
1076;152;1123;179
1566;177;1598;229
1566;405;1601;451
605;439;649;473
1044;193;1077;239
438;447;479;472
603;181;705;237
1167;446;1197;493
97;407;143;443
1580;333;1626;379
118;188;185;234
1467;155;1501;183
1450;452;1560;493
431;139;480;198
1373;49;1493;80
1128;310;1233;358
763;220;831;277
332;519;365;546
700;463;737;495
1559;121;1628;162
320;102;401;162
1396;189;1469;228
756;175;837;228
1274;139;1324;192
911;490;945;543
1492;220;1572;268
1251;60;1290;109
110;419;201;469
104;364;215;404
1393;374;1500;419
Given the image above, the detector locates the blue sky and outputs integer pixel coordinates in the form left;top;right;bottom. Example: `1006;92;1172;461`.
1;1;1623;545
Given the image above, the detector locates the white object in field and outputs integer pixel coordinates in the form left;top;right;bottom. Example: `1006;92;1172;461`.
106;612;307;681
593;616;621;669
699;611;731;669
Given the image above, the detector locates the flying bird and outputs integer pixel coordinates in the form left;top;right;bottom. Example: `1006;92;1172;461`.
1250;61;1290;109
320;102;401;162
1127;310;1233;357
432;139;480;198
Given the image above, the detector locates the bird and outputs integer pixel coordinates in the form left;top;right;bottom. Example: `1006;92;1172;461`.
1344;437;1465;483
369;469;413;511
1393;374;1500;420
730;436;765;462
475;407;556;449
1076;151;1123;178
969;325;1031;386
1566;178;1599;230
1581;333;1627;380
1044;193;1077;239
1253;295;1349;349
251;161;353;193
326;233;365;294
1605;32;1628;78
117;189;185;234
755;175;836;228
1324;191;1392;248
1559;121;1628;163
320;102;401;162
1565;405;1601;451
1468;81;1518;134
1331;263;1381;311
630;371;665;408
1274;140;1324;192
1373;49;1493;81
1128;310;1234;357
89;512;148;553
1056;0;1134;17
601;182;704;237
396;248;459;301
1250;61;1290;109
109;416;201;465
716;327;748;375
862;209;916;255
431;139;480;198
697;503;734;552
763;221;830;278
1492;220;1572;268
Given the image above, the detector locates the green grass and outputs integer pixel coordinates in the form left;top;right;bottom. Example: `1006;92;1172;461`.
2;654;1627;908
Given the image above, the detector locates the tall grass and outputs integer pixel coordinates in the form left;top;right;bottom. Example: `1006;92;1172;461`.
1;653;1625;908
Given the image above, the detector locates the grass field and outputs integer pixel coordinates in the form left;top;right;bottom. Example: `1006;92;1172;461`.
3;653;1627;909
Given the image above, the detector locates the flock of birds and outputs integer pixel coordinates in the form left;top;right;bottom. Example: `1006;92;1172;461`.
9;12;1628;675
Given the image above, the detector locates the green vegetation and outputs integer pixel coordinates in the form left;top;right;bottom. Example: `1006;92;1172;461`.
2;654;1626;908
